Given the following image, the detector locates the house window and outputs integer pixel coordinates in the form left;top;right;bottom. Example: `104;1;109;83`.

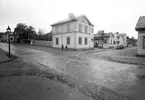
55;26;58;33
67;37;70;45
117;36;120;39
85;26;88;33
117;41;120;44
104;39;107;44
79;24;82;32
143;36;145;49
92;29;94;33
85;38;88;45
78;37;82;45
67;24;70;32
11;37;13;40
114;41;116;44
56;37;59;45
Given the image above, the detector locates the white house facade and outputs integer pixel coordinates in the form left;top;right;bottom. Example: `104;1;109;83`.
135;16;145;55
51;14;94;50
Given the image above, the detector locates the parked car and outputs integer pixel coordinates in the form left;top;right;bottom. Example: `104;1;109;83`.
116;45;124;50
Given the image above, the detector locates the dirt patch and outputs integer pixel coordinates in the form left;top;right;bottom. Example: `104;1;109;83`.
0;66;129;100
136;75;145;80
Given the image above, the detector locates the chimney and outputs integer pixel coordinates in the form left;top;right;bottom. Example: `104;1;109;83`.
68;13;75;19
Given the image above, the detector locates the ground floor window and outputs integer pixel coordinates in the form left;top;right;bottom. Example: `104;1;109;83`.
67;37;70;45
117;41;120;44
78;37;82;45
10;37;13;40
85;37;88;45
143;36;145;49
56;37;59;45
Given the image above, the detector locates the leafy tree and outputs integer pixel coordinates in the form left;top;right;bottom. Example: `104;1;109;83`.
38;29;44;35
14;23;36;42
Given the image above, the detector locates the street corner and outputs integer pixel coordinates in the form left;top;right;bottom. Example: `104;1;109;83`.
0;49;18;64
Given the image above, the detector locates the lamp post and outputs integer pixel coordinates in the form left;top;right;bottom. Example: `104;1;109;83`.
6;26;11;58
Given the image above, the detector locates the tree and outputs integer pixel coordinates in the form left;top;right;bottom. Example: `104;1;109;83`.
26;26;36;39
45;31;52;41
126;36;129;47
14;23;36;42
38;29;44;35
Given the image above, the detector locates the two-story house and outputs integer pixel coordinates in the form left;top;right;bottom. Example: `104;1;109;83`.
51;14;94;50
113;32;127;47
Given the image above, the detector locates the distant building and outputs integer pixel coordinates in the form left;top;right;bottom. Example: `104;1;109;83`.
51;14;94;50
135;16;145;56
94;31;127;48
0;32;4;42
0;32;15;42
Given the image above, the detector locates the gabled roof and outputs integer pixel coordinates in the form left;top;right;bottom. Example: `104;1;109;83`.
135;16;145;31
51;15;94;26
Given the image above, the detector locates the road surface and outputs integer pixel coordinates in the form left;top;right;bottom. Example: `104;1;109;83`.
0;43;145;100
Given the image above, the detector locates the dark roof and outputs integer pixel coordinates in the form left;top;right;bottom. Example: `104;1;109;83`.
51;15;94;26
94;33;113;38
135;16;145;31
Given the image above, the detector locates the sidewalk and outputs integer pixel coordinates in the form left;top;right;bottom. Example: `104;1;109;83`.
107;55;145;66
0;49;10;63
96;47;145;66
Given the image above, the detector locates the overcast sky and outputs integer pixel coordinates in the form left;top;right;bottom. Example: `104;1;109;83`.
0;0;144;38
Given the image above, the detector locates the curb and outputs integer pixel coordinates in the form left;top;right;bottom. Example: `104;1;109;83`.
104;56;145;66
0;50;18;64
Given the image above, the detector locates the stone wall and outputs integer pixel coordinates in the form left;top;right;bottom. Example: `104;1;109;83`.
34;40;52;47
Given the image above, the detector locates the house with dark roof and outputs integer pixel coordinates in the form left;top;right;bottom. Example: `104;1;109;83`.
135;16;145;55
51;13;94;50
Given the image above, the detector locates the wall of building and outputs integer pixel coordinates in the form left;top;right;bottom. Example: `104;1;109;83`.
52;21;76;34
52;33;75;48
34;40;52;47
76;33;93;48
137;31;145;55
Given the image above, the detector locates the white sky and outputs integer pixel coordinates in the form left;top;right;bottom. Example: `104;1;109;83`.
0;0;145;38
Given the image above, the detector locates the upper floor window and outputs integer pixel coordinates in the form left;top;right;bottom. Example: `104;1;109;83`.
92;28;94;33
67;37;70;45
79;24;82;32
85;26;88;33
117;36;120;39
67;24;70;32
55;26;58;33
78;37;82;45
85;37;88;45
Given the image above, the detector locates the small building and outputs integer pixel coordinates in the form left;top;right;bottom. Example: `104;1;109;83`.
94;31;127;48
0;32;5;42
135;16;145;55
51;14;94;50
